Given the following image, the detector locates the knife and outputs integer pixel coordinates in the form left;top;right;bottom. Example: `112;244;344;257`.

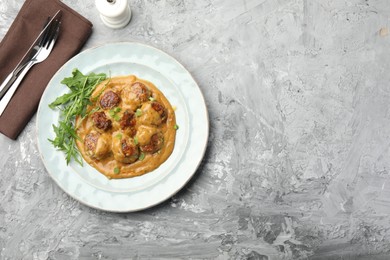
0;10;62;101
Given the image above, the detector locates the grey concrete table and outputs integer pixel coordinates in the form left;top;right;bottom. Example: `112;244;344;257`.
2;0;390;259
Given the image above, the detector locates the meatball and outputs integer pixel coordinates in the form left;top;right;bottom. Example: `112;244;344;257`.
100;90;120;109
112;132;140;164
120;110;136;129
122;82;151;110
137;101;167;126
91;111;112;131
131;82;150;102
140;132;164;154
84;131;111;160
119;110;137;137
136;125;164;154
151;101;167;122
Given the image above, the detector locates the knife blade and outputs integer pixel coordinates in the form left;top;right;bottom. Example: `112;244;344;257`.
0;10;62;101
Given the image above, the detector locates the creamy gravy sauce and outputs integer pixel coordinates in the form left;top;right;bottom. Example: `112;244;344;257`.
75;75;176;179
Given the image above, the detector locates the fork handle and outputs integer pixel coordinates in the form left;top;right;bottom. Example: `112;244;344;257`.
0;61;34;116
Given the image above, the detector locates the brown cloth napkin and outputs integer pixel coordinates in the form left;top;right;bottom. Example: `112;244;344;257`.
0;0;93;139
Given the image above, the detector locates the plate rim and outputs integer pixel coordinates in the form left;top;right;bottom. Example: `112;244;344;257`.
36;41;209;212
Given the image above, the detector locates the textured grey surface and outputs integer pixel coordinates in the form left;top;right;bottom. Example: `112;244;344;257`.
1;0;390;259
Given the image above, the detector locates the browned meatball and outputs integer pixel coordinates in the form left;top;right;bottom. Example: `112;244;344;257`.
91;111;112;131
131;82;150;102
120;110;136;129
100;90;120;109
84;132;99;153
137;101;167;126
121;82;152;111
119;110;137;137
112;132;140;164
121;139;138;158
140;132;164;153
84;131;111;159
151;101;167;122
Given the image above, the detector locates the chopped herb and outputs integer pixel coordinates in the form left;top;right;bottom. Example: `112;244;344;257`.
108;107;121;116
48;69;107;165
114;167;120;174
113;114;121;121
115;133;122;139
174;124;179;130
109;107;121;121
135;108;142;117
149;96;155;102
134;136;139;145
138;152;145;161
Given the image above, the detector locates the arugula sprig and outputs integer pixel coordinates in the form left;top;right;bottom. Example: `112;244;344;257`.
48;69;107;165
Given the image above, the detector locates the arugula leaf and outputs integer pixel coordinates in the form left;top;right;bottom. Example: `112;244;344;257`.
48;69;107;165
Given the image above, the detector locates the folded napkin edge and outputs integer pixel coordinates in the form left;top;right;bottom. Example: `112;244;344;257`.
55;0;93;28
0;0;94;140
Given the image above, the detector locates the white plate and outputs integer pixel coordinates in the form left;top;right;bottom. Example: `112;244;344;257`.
36;42;209;212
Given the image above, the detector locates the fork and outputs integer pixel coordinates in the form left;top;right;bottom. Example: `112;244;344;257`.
0;18;61;116
0;14;60;101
